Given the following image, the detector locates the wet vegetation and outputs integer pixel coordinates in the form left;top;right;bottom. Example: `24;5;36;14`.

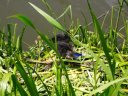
0;0;128;96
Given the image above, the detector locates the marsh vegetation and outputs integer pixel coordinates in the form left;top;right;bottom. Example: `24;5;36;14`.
0;0;128;96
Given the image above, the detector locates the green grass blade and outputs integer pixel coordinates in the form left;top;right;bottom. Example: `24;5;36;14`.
79;25;88;43
11;75;28;96
16;26;26;53
125;20;128;44
7;24;12;55
87;0;114;79
100;59;113;80
41;0;53;16
9;15;36;30
124;0;128;6
12;24;17;50
29;2;66;32
111;82;122;96
0;30;5;49
15;57;39;96
88;78;126;96
57;5;72;21
25;64;51;96
115;0;124;31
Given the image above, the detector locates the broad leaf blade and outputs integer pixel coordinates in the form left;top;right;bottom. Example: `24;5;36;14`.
29;2;66;32
88;78;126;96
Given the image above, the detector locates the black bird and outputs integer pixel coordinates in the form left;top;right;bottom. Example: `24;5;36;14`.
41;33;82;71
57;41;73;58
52;33;71;43
52;33;82;59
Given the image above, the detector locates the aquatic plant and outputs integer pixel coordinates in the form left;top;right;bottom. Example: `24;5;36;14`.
0;0;128;96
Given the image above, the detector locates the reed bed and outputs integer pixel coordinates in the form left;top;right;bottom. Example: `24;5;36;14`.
0;0;128;96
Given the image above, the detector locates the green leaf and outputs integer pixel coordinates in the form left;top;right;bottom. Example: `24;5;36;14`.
25;64;51;96
11;75;28;96
29;2;66;32
56;5;72;20
88;78;126;96
9;15;36;29
7;24;12;55
15;58;39;96
16;26;26;53
87;0;114;79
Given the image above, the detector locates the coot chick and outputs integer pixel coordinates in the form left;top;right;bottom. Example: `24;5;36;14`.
52;33;82;59
57;41;73;59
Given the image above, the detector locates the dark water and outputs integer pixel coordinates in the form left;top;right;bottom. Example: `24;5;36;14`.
0;0;127;49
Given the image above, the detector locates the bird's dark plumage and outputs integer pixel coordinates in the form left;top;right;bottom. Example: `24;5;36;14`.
52;33;71;43
52;33;82;59
57;41;73;58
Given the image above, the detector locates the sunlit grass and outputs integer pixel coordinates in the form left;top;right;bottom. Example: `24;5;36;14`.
0;0;128;96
